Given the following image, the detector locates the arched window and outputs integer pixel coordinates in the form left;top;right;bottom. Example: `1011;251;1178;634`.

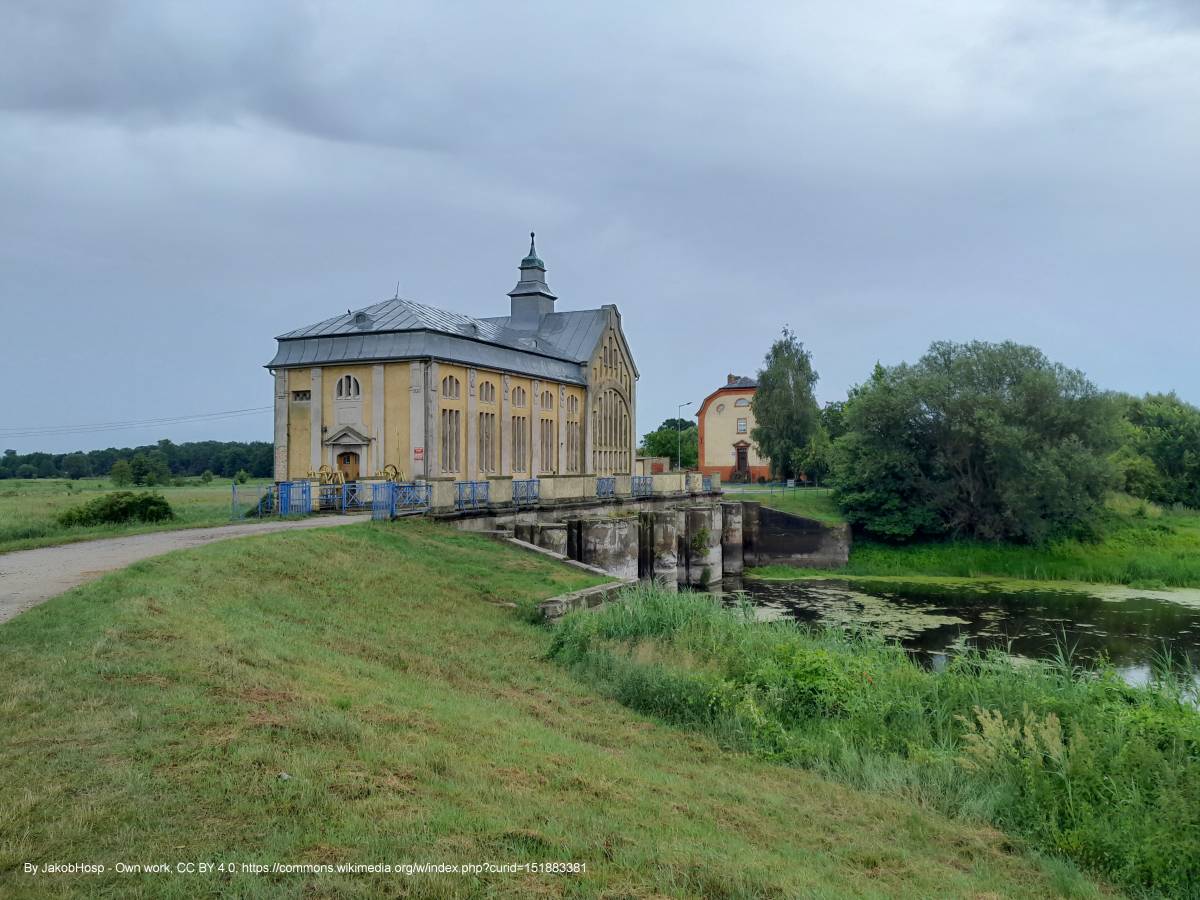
734;397;750;407
566;395;579;417
479;380;496;404
591;387;632;476
541;389;554;410
512;386;527;407
335;375;361;399
441;375;461;399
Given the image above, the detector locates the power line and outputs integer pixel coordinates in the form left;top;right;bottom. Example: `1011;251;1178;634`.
0;406;273;439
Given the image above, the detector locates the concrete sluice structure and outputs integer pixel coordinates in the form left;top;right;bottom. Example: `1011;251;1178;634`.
446;475;850;597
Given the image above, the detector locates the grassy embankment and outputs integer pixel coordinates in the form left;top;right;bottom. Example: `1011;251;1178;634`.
729;489;1200;589
548;587;1199;897
0;477;271;554
0;521;1104;898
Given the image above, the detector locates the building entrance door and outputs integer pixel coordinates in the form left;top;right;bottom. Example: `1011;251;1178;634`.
735;445;749;474
337;451;360;481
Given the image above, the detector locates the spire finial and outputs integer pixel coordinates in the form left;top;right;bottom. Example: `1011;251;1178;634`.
529;231;536;255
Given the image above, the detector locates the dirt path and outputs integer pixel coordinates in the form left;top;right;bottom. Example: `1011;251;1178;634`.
0;515;370;625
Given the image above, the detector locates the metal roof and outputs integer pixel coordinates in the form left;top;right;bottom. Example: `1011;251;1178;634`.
268;287;637;386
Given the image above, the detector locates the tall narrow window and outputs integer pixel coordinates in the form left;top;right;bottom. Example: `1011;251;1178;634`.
479;381;496;404
511;415;527;472
441;375;461;399
440;408;461;473
539;418;556;473
478;412;496;474
512;386;527;408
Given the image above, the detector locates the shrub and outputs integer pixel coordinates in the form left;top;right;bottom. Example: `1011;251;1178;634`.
200;470;214;484
57;492;175;528
235;469;250;484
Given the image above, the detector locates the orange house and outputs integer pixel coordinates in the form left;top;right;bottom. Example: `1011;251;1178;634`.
697;375;771;482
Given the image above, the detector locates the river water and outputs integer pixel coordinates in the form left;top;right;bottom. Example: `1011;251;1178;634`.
725;577;1200;686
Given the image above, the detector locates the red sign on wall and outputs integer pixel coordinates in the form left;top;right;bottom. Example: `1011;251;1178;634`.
413;447;425;460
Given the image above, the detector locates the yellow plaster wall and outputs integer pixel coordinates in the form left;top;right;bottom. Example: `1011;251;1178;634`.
701;389;766;467
286;369;312;479
321;365;374;432
436;363;467;476
508;374;533;475
383;363;411;478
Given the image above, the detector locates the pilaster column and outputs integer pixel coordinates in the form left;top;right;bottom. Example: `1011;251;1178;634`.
409;362;425;479
583;386;594;474
372;363;385;475
310;368;323;471
500;375;512;475
466;369;478;479
273;370;288;481
426;361;440;476
531;380;542;476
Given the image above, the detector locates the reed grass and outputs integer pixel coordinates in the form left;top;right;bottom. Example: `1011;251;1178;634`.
548;586;1200;897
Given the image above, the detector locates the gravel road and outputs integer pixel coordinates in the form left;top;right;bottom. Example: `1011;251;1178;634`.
0;515;370;625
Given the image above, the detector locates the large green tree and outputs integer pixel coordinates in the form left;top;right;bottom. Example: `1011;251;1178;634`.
750;327;820;479
640;419;698;469
831;341;1120;543
1114;392;1200;508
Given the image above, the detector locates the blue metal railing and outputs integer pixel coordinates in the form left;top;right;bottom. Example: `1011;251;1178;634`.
596;476;616;498
631;475;653;497
371;482;395;520
702;475;713;493
341;482;366;512
279;480;312;515
455;481;489;510
513;478;539;507
398;482;432;510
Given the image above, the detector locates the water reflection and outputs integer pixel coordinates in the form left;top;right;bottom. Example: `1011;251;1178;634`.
720;576;1200;685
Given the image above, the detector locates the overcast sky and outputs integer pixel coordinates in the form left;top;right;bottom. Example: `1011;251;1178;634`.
2;0;1197;454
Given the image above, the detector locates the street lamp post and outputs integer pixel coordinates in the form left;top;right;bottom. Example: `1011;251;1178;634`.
676;400;693;471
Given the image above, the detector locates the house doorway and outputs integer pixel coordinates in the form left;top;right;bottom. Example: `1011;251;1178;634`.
336;451;360;481
735;445;749;475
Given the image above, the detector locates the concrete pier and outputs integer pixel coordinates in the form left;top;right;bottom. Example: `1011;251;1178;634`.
533;522;567;556
720;501;744;575
684;504;722;587
580;516;639;580
638;510;679;591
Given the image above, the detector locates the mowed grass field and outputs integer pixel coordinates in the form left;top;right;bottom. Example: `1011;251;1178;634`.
0;478;270;553
0;522;1105;898
734;488;1200;589
723;487;846;524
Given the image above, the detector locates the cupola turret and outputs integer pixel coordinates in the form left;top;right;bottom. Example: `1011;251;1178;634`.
508;232;557;329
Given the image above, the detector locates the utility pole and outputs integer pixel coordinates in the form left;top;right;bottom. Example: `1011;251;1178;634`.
676;400;693;471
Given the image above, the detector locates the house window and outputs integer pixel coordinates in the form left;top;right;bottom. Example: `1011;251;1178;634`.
441;375;461;400
440;409;461;473
541;390;554;410
291;390;311;402
511;415;528;472
478;411;497;473
734;397;750;407
479;380;496;404
737;418;747;434
512;386;527;407
335;375;361;399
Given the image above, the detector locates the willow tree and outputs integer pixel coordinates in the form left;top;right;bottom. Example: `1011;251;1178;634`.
750;327;820;479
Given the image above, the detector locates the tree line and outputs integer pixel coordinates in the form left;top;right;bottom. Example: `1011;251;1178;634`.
0;439;274;483
749;330;1200;543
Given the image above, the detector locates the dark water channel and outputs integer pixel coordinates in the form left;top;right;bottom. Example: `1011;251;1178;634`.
724;577;1200;686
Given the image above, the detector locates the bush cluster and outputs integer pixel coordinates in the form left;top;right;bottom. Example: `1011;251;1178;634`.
57;492;175;527
548;587;1200;897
